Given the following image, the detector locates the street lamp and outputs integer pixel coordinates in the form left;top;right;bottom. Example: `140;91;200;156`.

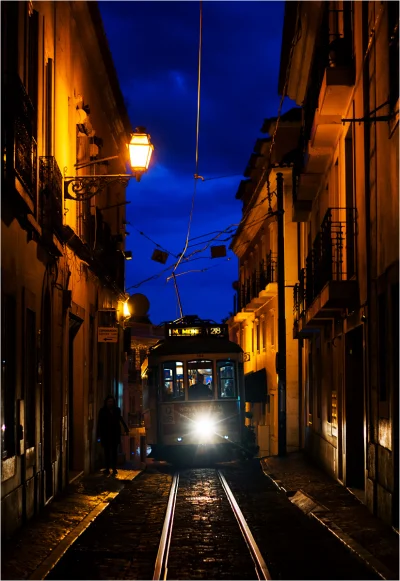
64;127;154;201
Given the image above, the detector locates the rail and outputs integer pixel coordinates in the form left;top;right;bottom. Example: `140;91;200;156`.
217;470;271;580
154;470;271;580
153;473;179;580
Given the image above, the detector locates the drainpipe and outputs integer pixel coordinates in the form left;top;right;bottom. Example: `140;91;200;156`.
277;172;287;456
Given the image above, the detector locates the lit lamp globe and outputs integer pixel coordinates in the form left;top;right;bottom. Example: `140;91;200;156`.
128;127;154;181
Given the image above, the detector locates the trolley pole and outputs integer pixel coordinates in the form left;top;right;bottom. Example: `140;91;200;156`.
276;172;287;457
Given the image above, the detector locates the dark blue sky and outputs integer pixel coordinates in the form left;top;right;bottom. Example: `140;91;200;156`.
99;1;286;325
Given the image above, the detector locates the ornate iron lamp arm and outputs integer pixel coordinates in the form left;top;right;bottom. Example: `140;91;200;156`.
64;174;137;200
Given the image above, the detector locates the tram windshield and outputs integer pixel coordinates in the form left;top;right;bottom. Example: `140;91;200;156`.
187;360;213;400
162;361;184;401
217;360;237;399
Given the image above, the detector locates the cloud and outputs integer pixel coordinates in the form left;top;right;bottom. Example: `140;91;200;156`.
99;1;285;324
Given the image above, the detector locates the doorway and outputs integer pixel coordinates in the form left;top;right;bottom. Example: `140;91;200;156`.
43;290;53;502
68;313;83;479
344;325;365;492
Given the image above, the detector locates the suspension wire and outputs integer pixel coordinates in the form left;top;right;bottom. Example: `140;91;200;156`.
234;3;302;239
173;0;203;277
133;226;178;258
201;173;244;182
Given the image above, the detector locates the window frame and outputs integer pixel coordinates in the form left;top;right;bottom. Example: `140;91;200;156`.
162;360;185;402
187;359;214;401
217;360;237;400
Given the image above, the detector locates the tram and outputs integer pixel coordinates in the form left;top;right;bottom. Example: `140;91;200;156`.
141;316;245;462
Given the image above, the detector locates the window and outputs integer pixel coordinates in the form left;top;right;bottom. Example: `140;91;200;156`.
308;352;314;425
262;318;267;350
378;293;387;403
270;311;275;348
162;361;184;402
217;361;237;399
256;320;260;352
188;360;213;400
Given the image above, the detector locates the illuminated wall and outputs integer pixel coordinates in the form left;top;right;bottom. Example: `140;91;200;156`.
1;1;132;537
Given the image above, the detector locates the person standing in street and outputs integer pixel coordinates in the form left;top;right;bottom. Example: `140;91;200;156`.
97;394;129;475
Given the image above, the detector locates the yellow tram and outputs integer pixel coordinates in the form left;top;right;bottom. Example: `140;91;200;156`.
141;316;245;462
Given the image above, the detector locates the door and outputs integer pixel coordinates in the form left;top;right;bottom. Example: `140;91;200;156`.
344;325;365;490
43;290;53;502
68;314;82;475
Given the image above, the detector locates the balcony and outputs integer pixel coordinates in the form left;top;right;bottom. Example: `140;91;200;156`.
233;251;277;319
300;10;355;203
39;156;63;240
318;63;355;117
3;74;38;212
294;207;359;333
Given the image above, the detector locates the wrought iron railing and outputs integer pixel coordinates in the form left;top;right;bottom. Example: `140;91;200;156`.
39;156;63;236
259;251;278;289
300;207;357;311
235;251;278;313
3;74;38;205
293;269;306;325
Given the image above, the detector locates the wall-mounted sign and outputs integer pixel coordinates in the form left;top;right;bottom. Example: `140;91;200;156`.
98;327;118;343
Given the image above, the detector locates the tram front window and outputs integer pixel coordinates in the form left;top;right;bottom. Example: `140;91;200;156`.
162;361;184;401
188;360;213;400
217;361;237;398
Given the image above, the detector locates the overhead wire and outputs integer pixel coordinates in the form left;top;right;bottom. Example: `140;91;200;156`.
172;0;203;276
233;3;302;241
125;4;302;298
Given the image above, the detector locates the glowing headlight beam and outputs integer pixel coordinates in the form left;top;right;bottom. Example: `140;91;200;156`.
193;416;217;436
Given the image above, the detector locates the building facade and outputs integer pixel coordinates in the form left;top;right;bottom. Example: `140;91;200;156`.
228;109;302;457
121;294;164;464
281;1;399;525
2;1;133;537
229;0;398;527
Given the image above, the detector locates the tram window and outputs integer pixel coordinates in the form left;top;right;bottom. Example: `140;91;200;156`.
187;360;213;400
217;361;237;399
162;361;184;401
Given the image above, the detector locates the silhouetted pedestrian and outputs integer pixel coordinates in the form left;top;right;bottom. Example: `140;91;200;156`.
97;395;129;475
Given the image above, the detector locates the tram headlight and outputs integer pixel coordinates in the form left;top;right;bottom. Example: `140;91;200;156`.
193;416;216;436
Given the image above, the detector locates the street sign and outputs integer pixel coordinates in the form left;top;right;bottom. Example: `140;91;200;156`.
98;327;118;343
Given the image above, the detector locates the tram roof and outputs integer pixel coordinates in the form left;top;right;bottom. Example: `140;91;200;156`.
148;337;243;357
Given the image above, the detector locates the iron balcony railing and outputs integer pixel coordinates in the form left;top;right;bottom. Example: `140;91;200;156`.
39;156;63;237
296;207;357;313
293;269;306;325
235;251;278;313
3;74;38;206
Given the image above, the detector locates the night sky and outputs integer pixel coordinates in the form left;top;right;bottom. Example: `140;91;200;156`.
99;1;287;325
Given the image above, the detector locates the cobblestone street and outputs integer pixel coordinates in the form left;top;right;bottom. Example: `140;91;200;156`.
262;452;400;580
2;460;388;581
1;469;141;581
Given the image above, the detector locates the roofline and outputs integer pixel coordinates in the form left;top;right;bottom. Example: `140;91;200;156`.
278;1;299;96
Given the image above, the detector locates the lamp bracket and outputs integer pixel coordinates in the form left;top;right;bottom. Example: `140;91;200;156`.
64;174;139;201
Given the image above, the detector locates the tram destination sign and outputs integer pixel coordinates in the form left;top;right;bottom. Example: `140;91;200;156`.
166;323;228;339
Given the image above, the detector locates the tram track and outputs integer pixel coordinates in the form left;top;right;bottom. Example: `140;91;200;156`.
153;468;271;581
